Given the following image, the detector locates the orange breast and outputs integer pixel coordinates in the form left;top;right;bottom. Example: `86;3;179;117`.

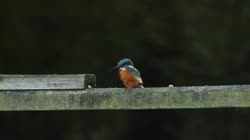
119;68;143;88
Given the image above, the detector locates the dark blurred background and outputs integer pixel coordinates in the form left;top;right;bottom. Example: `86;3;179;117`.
1;0;250;139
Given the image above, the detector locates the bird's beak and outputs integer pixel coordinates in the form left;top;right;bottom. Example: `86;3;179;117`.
112;66;119;71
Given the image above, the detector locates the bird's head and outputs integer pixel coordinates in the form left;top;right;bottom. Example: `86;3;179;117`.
112;58;133;70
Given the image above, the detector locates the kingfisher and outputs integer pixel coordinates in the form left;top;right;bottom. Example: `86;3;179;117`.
113;58;144;88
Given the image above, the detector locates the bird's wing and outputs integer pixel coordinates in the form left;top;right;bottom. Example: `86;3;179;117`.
125;65;143;84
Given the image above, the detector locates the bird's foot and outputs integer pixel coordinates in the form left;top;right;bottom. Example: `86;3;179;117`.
125;88;133;93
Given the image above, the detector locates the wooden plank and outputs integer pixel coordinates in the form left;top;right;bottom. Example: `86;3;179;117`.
0;74;96;90
0;85;249;111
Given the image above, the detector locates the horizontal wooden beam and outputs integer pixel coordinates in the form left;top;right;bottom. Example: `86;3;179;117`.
0;85;249;111
0;74;96;90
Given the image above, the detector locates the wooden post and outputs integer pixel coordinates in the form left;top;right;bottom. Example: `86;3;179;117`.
0;74;96;90
0;85;249;111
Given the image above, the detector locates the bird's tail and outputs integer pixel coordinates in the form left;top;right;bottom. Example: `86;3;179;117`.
139;84;144;88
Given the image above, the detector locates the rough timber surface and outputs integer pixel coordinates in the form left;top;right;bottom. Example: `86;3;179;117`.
0;74;96;90
0;85;249;111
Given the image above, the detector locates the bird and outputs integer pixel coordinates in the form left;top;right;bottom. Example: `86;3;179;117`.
113;58;144;88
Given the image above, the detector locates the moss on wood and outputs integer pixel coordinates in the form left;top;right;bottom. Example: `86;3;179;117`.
0;85;249;111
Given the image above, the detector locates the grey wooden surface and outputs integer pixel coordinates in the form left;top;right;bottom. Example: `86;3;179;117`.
0;74;96;90
0;85;249;111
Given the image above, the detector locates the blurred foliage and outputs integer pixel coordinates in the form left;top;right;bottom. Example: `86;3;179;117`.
0;0;250;140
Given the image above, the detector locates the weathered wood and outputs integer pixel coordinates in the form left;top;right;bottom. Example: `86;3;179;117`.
0;74;96;90
0;85;249;111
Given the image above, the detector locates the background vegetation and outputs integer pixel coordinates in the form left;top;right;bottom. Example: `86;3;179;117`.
0;0;250;139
